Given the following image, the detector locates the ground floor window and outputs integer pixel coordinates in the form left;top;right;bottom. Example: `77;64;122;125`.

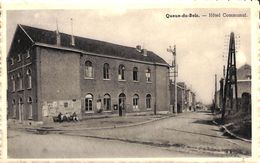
133;94;139;110
146;94;151;109
103;94;111;111
85;94;93;112
119;93;126;109
12;99;16;118
28;97;33;119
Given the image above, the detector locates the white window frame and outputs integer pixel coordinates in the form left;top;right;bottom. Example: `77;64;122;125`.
146;94;152;110
85;61;94;79
103;94;111;111
118;65;125;81
133;94;139;111
146;68;151;82
133;67;138;81
85;94;94;112
28;97;33;120
103;63;110;80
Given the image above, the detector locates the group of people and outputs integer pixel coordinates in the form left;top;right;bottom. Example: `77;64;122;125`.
53;112;79;122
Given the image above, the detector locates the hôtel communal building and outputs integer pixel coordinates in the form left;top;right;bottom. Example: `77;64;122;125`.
7;24;170;123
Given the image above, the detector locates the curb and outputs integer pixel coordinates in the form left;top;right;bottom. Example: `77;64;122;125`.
212;120;251;143
25;114;175;133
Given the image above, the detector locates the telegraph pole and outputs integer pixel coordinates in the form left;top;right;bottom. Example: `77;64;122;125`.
214;74;217;112
167;45;177;114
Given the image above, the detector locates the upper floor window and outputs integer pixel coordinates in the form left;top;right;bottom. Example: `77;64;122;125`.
11;75;15;92
103;63;110;79
118;64;125;80
18;54;21;62
133;67;138;81
26;50;30;58
10;58;14;65
146;68;151;82
17;72;23;90
85;61;93;78
26;69;32;89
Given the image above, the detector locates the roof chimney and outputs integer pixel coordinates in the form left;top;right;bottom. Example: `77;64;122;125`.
136;45;142;52
70;18;75;46
142;49;147;56
55;19;61;46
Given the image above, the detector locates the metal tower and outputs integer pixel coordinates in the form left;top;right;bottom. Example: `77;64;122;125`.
222;32;238;120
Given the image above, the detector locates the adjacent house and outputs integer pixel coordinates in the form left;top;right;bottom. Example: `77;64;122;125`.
7;24;170;123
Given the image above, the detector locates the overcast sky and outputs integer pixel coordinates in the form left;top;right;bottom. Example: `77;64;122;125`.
7;9;251;104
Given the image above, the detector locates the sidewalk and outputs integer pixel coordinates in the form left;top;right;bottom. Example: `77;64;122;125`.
8;112;174;133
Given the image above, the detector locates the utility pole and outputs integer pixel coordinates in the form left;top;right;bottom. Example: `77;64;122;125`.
167;45;178;114
214;74;217;112
222;32;238;120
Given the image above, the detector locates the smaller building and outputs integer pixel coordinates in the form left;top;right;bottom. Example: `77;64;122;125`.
169;81;196;113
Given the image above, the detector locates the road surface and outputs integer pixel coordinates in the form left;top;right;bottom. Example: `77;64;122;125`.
8;111;251;158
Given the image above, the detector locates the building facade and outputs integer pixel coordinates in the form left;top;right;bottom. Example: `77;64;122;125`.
7;24;170;123
169;81;196;113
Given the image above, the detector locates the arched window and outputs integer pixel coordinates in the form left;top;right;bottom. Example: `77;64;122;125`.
26;69;32;89
146;94;151;109
118;64;125;80
146;68;151;82
103;63;110;79
12;99;16;118
85;61;93;78
11;75;15;92
17;73;23;90
119;93;126;109
133;94;139;110
10;58;14;65
18;97;23;121
133;67;138;81
28;97;33;119
103;94;111;110
85;94;93;112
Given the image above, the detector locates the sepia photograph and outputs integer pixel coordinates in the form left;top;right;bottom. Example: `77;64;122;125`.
4;4;256;159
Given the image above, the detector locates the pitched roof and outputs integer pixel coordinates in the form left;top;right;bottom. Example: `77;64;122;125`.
19;24;168;65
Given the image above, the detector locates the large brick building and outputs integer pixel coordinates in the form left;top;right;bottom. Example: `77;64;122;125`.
7;24;170;123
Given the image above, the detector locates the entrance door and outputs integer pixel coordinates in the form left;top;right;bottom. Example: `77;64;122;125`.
119;93;126;116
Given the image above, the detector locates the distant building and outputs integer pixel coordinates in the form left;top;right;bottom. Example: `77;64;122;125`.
169;81;196;113
7;24;170;123
215;64;251;112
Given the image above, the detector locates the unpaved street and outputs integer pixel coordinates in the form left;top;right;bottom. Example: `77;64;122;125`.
8;111;251;158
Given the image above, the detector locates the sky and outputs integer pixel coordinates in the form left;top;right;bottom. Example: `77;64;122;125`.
6;9;251;104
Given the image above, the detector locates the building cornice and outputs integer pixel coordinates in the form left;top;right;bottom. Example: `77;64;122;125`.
34;42;170;67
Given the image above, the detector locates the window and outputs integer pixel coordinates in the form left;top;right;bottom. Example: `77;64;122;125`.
146;68;151;82
85;94;93;112
103;94;111;111
103;63;110;79
28;97;33;119
18;54;21;62
26;69;32;89
17;73;23;90
10;58;14;65
85;61;93;78
119;93;126;109
133;67;138;81
12;99;16;118
133;94;139;110
11;75;15;92
118;64;125;80
146;94;152;109
26;50;30;58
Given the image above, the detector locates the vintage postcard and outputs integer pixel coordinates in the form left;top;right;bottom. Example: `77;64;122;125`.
0;0;259;162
